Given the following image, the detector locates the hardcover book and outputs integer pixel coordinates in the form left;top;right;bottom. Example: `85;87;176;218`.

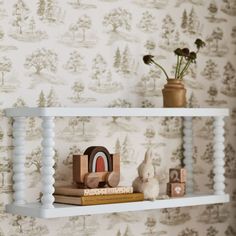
54;185;133;196
53;193;144;206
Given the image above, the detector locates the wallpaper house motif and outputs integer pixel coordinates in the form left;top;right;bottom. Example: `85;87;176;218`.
0;0;236;235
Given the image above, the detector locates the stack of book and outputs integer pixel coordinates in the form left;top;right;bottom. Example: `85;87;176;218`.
53;186;144;206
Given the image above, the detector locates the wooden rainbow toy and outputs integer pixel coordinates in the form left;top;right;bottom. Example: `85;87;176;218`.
73;146;120;189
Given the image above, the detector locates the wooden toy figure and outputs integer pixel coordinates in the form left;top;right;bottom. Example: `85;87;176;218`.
73;146;120;188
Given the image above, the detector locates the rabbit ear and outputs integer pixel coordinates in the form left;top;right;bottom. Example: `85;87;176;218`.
144;148;153;163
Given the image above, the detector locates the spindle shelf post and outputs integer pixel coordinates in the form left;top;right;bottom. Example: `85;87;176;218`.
12;117;26;205
40;116;55;209
183;117;193;195
213;116;226;195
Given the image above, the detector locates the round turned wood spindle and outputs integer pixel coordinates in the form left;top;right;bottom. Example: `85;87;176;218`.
183;117;193;194
41;117;55;209
12;117;26;205
213;117;225;195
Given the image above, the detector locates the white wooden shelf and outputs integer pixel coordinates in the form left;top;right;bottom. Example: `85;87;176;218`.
6;194;230;219
5;107;229;117
4;107;230;218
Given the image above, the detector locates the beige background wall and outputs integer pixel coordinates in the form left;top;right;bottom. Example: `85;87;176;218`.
0;0;236;235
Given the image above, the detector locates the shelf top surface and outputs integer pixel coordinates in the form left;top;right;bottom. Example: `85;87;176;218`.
4;107;229;117
6;194;229;218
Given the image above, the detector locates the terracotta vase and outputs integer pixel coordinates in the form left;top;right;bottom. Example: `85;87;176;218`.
162;79;186;108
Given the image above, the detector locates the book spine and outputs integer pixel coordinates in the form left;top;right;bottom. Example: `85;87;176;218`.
83;187;133;196
54;196;80;205
81;193;144;206
54;186;133;196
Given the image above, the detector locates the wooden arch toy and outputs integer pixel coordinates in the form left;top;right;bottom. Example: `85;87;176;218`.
73;146;120;188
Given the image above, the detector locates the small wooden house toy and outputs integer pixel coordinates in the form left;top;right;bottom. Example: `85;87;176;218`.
73;146;120;189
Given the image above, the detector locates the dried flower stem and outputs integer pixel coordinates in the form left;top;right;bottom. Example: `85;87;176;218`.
151;59;169;80
177;56;184;79
178;60;191;79
175;56;180;79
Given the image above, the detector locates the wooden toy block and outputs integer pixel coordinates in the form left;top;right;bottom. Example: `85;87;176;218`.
167;182;185;197
73;155;88;184
169;168;186;183
111;153;120;173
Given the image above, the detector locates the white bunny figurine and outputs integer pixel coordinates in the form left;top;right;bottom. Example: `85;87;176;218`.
132;149;159;200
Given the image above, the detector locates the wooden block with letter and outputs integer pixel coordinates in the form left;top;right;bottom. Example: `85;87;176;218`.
169;168;186;183
167;182;185;197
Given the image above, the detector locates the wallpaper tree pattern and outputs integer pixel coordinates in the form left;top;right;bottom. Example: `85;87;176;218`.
0;0;236;235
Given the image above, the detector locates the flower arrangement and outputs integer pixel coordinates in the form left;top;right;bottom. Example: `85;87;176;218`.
143;38;205;80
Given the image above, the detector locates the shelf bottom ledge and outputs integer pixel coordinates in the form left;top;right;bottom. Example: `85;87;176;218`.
5;194;230;219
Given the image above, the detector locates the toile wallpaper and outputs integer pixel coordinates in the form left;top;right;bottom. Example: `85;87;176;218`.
0;0;236;235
